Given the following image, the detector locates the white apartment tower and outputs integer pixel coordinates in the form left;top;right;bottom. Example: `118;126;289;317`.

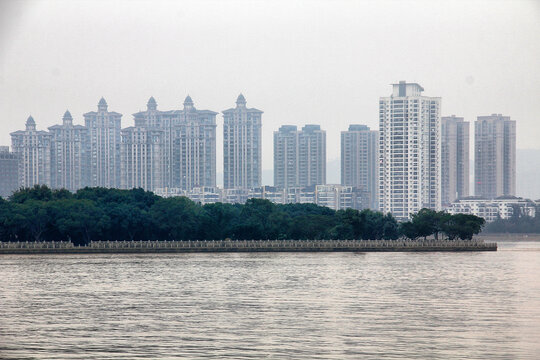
223;94;263;189
10;116;52;188
84;98;122;188
379;81;441;220
48;110;90;191
341;124;379;209
0;146;19;198
441;115;469;206
298;125;326;187
474;114;516;198
173;96;217;190
121;109;164;191
274;125;299;188
131;96;217;190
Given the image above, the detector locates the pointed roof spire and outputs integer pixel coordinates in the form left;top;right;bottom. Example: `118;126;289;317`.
236;93;246;107
63;110;73;125
147;96;157;110
183;95;195;111
98;97;108;111
184;95;194;106
26;115;36;130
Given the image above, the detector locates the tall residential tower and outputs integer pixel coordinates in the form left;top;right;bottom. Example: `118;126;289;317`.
274;125;299;188
84;98;122;188
10;116;52;188
48;110;90;191
223;94;263;189
341;124;379;209
441;115;469;206
298;125;326;187
379;81;441;220
0;146;19;198
474;114;516;198
274;124;326;188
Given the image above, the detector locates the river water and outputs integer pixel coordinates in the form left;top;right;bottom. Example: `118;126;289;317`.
1;241;539;359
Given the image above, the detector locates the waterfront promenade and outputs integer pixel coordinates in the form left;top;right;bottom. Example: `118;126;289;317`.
0;239;497;254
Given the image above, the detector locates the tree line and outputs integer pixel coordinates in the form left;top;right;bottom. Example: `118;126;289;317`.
0;186;485;245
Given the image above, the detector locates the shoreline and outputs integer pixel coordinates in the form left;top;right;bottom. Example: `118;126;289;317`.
0;239;497;255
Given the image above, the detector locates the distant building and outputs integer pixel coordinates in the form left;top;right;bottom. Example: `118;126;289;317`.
274;124;326;188
173;96;217;190
441;115;469;206
379;81;441;220
298;125;326;187
10;116;52;188
223;94;263;189
121;119;164;191
48;110;90;191
274;125;299;188
184;186;221;205
341;124;379;209
131;96;217;190
474;114;516;198
84;98;122;188
0;146;19;198
447;196;535;223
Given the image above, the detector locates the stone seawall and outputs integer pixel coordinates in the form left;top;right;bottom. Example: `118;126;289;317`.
0;239;497;254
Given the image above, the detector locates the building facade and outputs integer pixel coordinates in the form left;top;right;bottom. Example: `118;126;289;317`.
129;96;217;191
10;116;52;188
447;196;535;223
84;98;122;188
173;96;217;190
223;94;263;189
441;115;469;206
379;81;441;220
120;123;164;191
274;125;299;188
341;124;379;209
474;114;516;198
0;146;19;198
298;125;326;187
48;110;90;191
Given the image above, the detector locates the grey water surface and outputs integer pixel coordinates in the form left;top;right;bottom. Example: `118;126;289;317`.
1;241;539;359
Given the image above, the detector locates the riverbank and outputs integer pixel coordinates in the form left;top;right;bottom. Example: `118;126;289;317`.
0;239;497;254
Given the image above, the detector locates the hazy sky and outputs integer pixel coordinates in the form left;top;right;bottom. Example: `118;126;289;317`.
1;0;539;180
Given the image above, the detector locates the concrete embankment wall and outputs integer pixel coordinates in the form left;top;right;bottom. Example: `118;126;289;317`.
0;239;497;254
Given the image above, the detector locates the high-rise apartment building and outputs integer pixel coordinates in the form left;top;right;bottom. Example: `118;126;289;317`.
0;146;19;198
173;96;217;190
131;96;217;190
341;124;379;209
48;110;90;191
274;125;299;188
223;94;263;189
474;114;516;198
441;115;469;206
121;114;164;191
274;124;326;188
84;98;122;188
379;81;441;220
10;116;52;188
298;125;326;187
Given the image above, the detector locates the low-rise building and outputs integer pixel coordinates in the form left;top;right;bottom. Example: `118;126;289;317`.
447;196;536;222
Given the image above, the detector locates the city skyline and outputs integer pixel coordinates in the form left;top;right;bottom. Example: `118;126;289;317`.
1;0;538;180
3;89;518;202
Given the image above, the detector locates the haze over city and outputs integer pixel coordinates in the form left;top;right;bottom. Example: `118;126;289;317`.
1;0;540;197
3;2;540;359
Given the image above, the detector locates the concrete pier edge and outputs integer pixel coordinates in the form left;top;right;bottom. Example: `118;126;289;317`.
0;239;497;254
